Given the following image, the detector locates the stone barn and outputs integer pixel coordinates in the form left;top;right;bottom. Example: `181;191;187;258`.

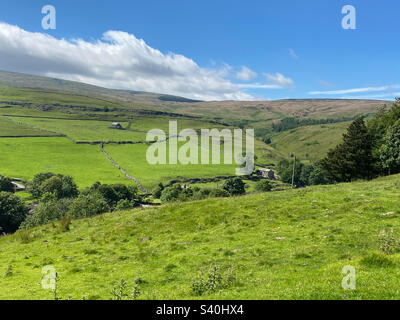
258;168;275;180
110;122;123;130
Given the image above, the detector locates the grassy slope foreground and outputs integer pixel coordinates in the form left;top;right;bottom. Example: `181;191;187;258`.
2;175;400;300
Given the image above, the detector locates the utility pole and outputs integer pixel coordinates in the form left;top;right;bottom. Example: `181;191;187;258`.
291;155;296;189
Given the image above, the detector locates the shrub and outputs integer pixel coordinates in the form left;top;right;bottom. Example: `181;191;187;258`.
209;188;230;198
255;180;272;192
0;192;28;233
20;197;73;230
222;178;245;196
160;185;181;203
67;192;109;219
0;176;14;193
115;199;134;211
191;265;236;296
152;183;164;199
57;216;71;233
192;188;211;201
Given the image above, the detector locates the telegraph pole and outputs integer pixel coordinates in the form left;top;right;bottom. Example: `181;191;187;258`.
291;155;296;189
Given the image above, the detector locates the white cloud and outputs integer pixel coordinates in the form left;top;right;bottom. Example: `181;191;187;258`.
236;66;257;81
289;48;298;59
264;72;294;88
309;85;400;95
238;83;282;89
0;22;261;101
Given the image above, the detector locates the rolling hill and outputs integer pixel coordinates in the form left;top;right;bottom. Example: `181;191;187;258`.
0;70;391;122
2;175;400;299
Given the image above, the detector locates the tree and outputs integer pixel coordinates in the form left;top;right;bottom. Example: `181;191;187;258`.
278;159;305;187
222;177;245;196
30;172;55;198
0;176;14;193
67;192;109;219
30;173;78;199
380;120;400;175
0;192;28;233
321;117;375;182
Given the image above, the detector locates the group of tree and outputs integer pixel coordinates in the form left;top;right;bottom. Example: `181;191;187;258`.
321;98;400;182
278;159;330;187
0;172;143;233
271;116;355;133
154;177;274;204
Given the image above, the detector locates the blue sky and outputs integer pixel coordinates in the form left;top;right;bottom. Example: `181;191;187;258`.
0;0;398;101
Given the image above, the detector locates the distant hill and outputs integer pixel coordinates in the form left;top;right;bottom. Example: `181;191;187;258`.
0;70;202;106
0;70;393;122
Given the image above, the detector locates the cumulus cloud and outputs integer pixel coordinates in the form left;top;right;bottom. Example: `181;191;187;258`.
264;72;294;88
236;66;257;81
0;22;262;101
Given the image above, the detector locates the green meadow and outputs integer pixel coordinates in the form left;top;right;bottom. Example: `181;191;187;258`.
104;139;240;190
0;137;127;187
0;116;58;137
2;175;400;299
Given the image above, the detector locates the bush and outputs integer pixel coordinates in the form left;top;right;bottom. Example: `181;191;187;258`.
0;192;28;233
222;178;245;196
19;197;73;230
67;192;109;219
115;199;134;211
160;185;181;203
192;188;211;201
209;188;230;198
255;180;272;192
94;183;140;208
192;265;236;296
152;183;164;199
0;176;14;193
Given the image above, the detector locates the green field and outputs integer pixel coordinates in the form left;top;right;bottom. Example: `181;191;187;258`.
104;139;240;190
0;116;59;137
2;175;400;299
0;137;128;187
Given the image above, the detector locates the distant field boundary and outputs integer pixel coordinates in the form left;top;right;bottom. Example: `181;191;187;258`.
100;143;148;193
2;115;73;140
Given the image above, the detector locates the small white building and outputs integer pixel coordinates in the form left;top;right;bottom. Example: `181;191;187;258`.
12;182;25;192
110;122;123;130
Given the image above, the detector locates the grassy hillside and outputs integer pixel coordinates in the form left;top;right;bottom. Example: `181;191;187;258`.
271;121;351;161
2;175;400;300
